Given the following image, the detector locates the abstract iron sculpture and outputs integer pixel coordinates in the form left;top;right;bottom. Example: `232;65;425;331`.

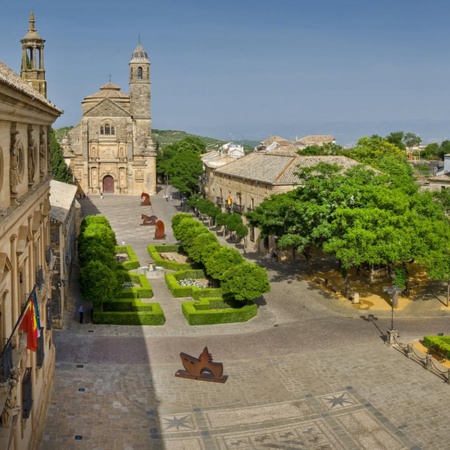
140;192;151;206
141;214;158;226
154;220;165;239
175;347;227;383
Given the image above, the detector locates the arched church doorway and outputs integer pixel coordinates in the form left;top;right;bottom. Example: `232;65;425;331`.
103;175;114;194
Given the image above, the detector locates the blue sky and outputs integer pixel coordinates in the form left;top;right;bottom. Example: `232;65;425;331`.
2;1;450;145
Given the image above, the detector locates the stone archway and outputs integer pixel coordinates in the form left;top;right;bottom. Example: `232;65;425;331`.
102;175;114;194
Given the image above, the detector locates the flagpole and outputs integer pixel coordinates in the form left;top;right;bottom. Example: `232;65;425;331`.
1;285;37;354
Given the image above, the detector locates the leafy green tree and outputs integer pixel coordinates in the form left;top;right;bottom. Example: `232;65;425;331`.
50;128;72;183
171;213;193;231
422;143;440;160
297;143;343;156
79;260;120;308
221;262;270;303
403;132;422;149
385;131;406;150
203;247;244;281
235;223;249;241
188;233;220;263
157;136;206;196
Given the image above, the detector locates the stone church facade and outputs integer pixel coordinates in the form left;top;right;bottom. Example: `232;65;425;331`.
62;44;157;195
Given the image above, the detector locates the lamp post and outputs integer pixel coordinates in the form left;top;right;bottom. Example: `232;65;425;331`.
382;285;403;345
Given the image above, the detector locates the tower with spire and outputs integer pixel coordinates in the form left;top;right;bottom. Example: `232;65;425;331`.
20;12;47;96
129;42;154;157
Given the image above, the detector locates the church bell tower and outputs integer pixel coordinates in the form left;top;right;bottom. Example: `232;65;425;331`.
129;42;154;156
21;12;47;97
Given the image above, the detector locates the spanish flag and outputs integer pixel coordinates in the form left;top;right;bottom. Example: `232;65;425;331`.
227;194;232;206
18;296;39;352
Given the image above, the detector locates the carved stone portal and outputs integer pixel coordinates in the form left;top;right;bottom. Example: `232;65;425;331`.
140;192;151;206
141;214;157;226
175;347;227;383
154;220;165;239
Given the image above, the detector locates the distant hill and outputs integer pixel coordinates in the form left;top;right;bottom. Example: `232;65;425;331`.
55;127;258;153
152;129;258;153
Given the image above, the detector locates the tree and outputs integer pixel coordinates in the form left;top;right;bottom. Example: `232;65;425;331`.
403;132;422;149
221;262;270;303
188;233;220;263
79;260;120;308
203;247;244;281
157;136;206;196
385;131;406;150
50;128;72;183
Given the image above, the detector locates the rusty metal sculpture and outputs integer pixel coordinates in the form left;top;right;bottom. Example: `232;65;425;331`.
140;192;151;206
141;214;158;226
175;347;227;383
154;220;165;239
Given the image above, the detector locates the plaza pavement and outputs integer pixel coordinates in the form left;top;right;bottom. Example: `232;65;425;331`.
40;190;450;450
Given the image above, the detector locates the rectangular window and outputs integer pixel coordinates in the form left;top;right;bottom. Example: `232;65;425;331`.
22;367;33;419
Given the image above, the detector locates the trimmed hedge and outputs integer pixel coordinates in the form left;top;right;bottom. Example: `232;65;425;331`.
119;272;153;299
115;245;140;270
93;301;165;325
182;298;257;325
165;270;222;298
423;335;450;360
147;245;192;271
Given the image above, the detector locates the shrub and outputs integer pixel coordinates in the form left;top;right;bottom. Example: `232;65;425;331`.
182;298;257;325
93;301;165;325
423;335;450;360
221;262;270;303
203;246;244;281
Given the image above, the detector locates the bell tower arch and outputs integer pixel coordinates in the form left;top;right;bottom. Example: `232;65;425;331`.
20;12;47;97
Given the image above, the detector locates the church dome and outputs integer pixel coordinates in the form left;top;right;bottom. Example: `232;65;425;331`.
130;44;149;63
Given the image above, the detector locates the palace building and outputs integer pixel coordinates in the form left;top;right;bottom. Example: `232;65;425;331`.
0;13;62;449
62;44;157;196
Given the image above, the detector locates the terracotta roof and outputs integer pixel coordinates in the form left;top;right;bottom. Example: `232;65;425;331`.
295;135;334;146
215;153;361;185
0;61;61;111
84;82;129;100
50;180;79;223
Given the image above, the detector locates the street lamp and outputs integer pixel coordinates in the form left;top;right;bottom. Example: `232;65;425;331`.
382;285;403;345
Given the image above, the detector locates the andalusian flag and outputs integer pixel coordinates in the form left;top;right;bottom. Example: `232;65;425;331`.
18;292;39;352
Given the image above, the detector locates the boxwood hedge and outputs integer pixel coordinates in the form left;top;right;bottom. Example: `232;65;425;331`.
93;301;165;325
115;245;140;270
119;272;153;298
423;335;450;360
182;298;257;325
147;245;192;271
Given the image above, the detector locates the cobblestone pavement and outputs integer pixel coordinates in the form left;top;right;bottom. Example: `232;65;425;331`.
41;191;450;450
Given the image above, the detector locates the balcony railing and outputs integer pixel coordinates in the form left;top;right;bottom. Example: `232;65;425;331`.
246;206;253;213
216;197;223;206
232;204;244;214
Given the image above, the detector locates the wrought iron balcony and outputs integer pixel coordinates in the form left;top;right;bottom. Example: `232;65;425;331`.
0;341;12;383
36;266;44;290
232;204;244;214
247;206;253;213
216;197;223;206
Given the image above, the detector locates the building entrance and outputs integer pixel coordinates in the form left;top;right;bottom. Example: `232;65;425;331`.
103;175;114;194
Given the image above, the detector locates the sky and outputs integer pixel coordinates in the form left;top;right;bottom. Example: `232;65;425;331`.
2;0;450;146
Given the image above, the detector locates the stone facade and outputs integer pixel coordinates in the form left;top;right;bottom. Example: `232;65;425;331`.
62;44;157;196
0;14;62;450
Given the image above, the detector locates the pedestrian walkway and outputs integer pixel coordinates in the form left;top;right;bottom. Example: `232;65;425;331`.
41;189;450;450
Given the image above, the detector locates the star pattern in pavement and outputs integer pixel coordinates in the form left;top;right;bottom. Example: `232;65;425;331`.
162;415;192;431
324;392;353;409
